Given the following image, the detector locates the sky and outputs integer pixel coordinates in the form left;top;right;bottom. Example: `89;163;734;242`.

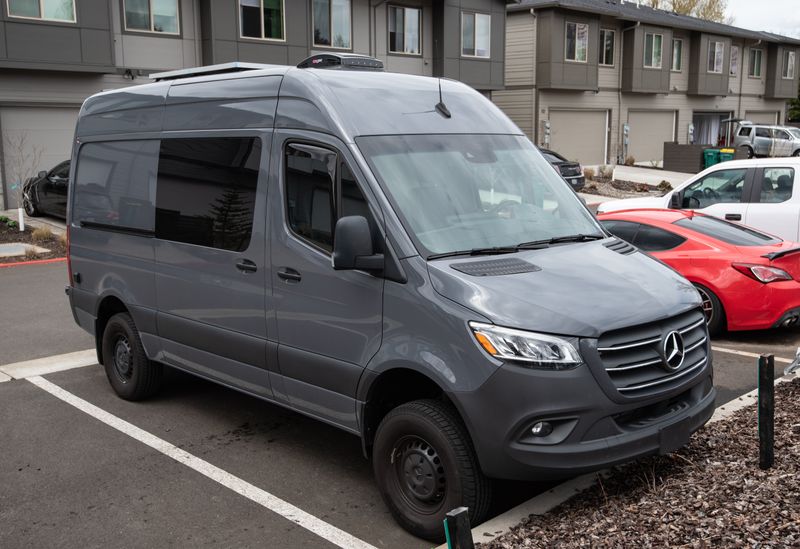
726;0;800;38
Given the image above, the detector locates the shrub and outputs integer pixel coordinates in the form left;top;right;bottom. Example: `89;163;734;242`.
7;220;18;229
58;233;68;247
657;180;673;192
24;247;39;260
32;227;53;243
0;216;8;224
583;167;596;180
599;165;614;180
624;156;636;166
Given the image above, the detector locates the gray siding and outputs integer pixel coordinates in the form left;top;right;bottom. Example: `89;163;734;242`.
0;2;115;72
687;33;731;96
621;24;672;94
765;44;800;99
505;11;535;86
536;9;599;91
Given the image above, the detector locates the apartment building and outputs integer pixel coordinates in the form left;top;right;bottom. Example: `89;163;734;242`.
0;0;513;209
493;0;800;166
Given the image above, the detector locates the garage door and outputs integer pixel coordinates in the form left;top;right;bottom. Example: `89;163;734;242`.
627;111;675;165
745;111;779;125
1;107;79;208
549;110;607;165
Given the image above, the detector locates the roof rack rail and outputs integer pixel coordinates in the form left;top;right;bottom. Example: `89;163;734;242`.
149;62;276;82
297;53;384;71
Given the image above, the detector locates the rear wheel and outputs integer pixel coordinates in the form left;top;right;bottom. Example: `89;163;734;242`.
793;150;800;157
101;313;163;400
694;283;724;336
372;399;491;542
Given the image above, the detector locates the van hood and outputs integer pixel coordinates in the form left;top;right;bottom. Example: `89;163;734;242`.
427;241;701;339
597;196;667;213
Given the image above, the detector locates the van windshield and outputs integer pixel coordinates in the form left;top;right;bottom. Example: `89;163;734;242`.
356;134;603;257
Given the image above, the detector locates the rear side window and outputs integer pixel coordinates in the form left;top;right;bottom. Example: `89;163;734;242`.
73;140;159;231
600;220;639;243
755;127;771;138
758;167;794;204
155;137;261;252
674;215;780;246
633;224;686;251
738;127;752;136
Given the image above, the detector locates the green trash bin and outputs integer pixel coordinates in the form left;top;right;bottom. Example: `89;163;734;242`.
718;148;735;163
703;148;720;168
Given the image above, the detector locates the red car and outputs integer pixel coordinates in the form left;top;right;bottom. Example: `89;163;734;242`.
597;209;800;334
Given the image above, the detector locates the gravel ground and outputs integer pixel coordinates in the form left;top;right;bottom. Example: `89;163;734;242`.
482;378;800;548
581;178;666;200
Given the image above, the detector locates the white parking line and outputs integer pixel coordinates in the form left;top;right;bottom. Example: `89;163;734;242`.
711;345;794;364
27;375;378;549
0;349;97;379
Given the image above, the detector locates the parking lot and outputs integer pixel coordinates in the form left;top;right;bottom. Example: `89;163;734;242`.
1;260;798;548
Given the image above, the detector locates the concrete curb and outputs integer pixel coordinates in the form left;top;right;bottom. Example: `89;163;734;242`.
440;372;798;548
0;349;97;380
0;257;66;269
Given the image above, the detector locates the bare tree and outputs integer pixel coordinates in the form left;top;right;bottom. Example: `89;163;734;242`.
645;0;730;23
3;132;43;211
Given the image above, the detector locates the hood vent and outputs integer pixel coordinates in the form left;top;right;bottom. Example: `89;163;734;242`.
451;258;541;277
604;238;637;255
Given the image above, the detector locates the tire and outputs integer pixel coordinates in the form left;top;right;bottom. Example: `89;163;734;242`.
22;186;41;217
101;313;163;400
694;283;725;336
793;149;800;157
745;146;755;159
372;399;491;542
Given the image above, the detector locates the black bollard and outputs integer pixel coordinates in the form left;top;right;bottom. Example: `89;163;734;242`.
444;507;474;549
758;354;774;470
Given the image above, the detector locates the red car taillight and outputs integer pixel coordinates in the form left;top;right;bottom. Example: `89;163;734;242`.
732;263;793;283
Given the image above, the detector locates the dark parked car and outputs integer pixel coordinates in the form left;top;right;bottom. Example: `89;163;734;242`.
22;160;70;219
539;148;585;191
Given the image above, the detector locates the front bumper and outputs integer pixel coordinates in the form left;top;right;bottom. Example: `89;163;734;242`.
453;356;715;481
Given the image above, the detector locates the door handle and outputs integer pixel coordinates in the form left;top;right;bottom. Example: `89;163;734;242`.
236;259;258;273
725;213;742;221
277;267;302;282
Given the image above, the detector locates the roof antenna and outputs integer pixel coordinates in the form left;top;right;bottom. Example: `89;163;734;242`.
435;78;451;118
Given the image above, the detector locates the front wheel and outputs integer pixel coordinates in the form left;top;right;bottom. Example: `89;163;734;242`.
22;186;40;217
101;313;163;400
745;146;755;159
372;399;491;542
694;283;725;336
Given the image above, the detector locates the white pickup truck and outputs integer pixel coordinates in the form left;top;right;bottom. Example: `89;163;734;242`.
598;157;800;242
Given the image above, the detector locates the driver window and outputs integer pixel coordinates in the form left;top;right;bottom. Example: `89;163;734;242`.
681;168;747;208
775;130;790;141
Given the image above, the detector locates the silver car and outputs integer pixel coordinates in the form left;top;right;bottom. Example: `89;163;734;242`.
733;123;800;158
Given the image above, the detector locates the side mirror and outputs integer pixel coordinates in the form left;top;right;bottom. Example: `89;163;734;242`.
669;192;682;209
332;216;384;272
38;171;47;178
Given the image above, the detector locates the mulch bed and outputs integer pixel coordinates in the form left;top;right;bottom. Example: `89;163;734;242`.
0;222;66;264
482;378;800;548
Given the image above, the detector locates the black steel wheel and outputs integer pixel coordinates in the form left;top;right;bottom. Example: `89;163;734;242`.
372;399;491;542
694;283;725;336
101;312;163;400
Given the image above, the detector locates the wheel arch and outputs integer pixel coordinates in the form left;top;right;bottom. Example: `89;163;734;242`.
94;294;130;365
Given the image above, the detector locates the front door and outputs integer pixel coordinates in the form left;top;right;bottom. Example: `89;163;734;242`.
679;166;754;224
153;134;273;397
269;133;383;432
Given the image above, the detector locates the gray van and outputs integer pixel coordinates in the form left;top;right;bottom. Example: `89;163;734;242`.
66;59;715;541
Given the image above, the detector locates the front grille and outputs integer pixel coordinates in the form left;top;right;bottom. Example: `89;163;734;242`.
597;309;708;398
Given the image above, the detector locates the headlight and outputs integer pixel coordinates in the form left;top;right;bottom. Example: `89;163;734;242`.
469;322;582;370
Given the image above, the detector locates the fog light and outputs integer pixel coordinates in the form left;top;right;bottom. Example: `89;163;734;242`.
531;421;553;437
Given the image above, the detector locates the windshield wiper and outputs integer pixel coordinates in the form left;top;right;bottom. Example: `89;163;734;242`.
517;234;605;248
427;246;520;260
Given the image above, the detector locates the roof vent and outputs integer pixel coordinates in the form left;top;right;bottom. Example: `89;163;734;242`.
150;62;275;81
297;53;384;71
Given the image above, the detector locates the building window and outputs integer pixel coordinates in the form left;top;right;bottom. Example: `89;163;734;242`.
156;138;261;252
461;12;491;58
8;0;75;22
565;22;588;62
671;39;683;71
313;0;351;49
599;29;614;66
240;0;284;40
730;45;739;76
707;41;724;73
388;6;420;55
124;0;179;34
782;50;795;79
644;33;663;69
749;48;763;77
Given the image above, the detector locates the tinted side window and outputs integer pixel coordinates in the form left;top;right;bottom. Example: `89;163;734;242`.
73;140;158;230
600;220;640;243
681;168;747;208
633;224;686;251
155;137;261;252
738;127;752;136
674;216;780;246
340;163;370;219
285;144;337;252
759;167;794;204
